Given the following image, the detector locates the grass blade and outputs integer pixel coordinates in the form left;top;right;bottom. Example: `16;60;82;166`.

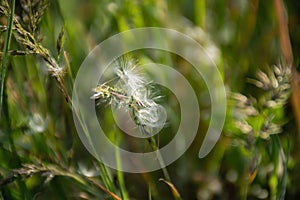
274;135;287;200
0;0;15;119
159;178;182;200
115;131;129;200
195;0;206;29
148;185;152;200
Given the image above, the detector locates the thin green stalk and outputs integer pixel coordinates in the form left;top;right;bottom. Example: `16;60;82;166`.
71;82;115;193
195;0;206;29
0;0;15;119
115;131;129;200
63;51;74;85
0;1;31;198
97;160;114;192
63;42;115;194
0;190;4;200
272;135;287;200
72;81;115;193
148;185;152;200
148;136;171;182
241;177;248;200
59;18;115;196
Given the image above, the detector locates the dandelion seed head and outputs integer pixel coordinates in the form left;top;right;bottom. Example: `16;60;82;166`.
113;56;167;130
115;58;146;99
93;56;168;135
137;104;167;128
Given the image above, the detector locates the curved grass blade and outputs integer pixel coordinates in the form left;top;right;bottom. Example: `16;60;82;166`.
159;178;182;200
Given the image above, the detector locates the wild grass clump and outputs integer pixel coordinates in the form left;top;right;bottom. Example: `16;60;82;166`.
227;64;291;199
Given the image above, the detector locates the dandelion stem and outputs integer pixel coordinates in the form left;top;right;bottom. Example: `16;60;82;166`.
148;136;171;182
115;131;129;200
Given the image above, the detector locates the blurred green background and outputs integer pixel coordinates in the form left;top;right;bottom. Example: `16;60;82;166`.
1;0;300;199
